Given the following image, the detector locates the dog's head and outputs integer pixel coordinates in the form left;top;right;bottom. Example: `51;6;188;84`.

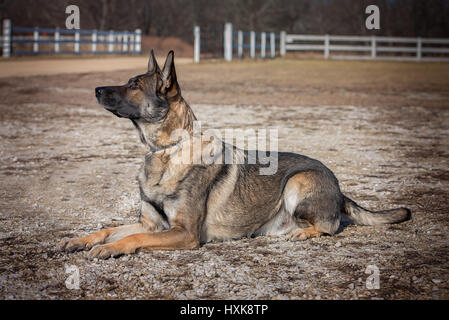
95;50;180;122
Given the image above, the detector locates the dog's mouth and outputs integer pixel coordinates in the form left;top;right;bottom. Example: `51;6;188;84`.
102;104;116;111
101;103;125;118
103;106;121;117
100;101;141;119
96;96;121;114
96;94;114;107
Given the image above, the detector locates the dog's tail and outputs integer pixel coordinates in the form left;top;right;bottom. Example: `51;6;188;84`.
342;196;411;226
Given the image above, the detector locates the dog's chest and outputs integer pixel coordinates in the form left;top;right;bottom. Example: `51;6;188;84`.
137;154;188;220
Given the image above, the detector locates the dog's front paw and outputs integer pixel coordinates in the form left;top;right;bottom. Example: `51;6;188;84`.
87;244;124;260
58;237;98;253
58;238;84;252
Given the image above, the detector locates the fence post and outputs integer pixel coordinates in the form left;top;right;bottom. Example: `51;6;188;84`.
3;19;11;58
135;29;141;54
123;32;128;52
324;34;329;59
270;32;275;58
371;35;376;59
280;31;286;57
250;31;255;58
417;37;422;61
54;28;60;53
92;30;97;53
74;31;80;53
224;22;233;61
33;27;39;53
261;32;266;58
108;30;114;53
116;33;122;52
130;33;135;53
237;30;243;58
193;25;200;63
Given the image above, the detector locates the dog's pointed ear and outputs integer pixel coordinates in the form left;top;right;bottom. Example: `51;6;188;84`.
147;49;161;73
161;50;179;96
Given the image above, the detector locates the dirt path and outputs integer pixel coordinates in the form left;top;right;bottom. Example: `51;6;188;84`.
0;59;448;299
0;56;191;78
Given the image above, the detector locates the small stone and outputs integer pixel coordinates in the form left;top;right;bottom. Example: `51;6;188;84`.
432;279;441;284
335;241;342;247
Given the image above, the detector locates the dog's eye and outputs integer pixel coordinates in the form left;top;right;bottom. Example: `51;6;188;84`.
129;83;140;90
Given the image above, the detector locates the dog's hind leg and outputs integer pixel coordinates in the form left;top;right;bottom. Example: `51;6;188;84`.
282;171;341;241
253;204;298;237
287;224;323;241
254;172;320;237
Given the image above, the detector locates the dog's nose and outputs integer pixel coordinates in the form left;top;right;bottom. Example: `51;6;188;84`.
95;87;104;97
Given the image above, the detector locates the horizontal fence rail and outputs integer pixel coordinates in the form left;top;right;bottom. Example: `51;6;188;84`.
2;19;141;58
193;23;449;63
285;34;449;61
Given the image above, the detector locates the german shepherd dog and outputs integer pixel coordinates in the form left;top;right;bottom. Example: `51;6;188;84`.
59;50;410;259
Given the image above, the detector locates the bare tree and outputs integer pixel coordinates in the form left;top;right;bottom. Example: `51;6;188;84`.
2;0;448;41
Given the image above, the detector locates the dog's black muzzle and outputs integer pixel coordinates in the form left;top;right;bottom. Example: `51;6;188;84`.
95;86;106;99
95;86;140;119
95;86;119;104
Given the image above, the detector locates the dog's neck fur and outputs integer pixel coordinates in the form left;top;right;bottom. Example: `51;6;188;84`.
132;96;197;152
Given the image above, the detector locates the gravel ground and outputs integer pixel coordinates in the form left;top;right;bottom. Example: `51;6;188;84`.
0;59;448;299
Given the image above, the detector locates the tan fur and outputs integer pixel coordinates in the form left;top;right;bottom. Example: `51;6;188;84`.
88;226;199;259
288;225;323;241
156;99;196;147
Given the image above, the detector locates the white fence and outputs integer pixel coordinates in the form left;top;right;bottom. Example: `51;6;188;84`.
2;19;141;58
194;22;286;63
285;34;449;62
194;22;449;63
